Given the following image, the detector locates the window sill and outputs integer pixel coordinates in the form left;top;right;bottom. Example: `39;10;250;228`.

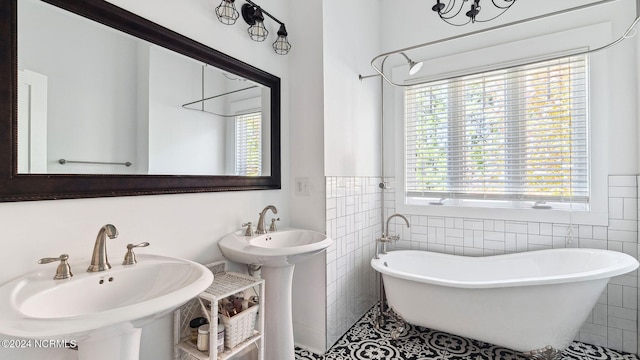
396;199;608;226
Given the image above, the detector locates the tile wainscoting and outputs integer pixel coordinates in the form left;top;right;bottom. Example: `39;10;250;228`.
325;175;639;354
325;177;384;348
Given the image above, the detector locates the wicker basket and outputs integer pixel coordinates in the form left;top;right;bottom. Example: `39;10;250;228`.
219;303;258;349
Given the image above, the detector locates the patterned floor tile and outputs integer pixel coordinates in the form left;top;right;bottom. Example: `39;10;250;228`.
294;306;640;360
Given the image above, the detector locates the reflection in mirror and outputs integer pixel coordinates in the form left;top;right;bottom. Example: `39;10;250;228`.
17;0;270;176
0;0;281;201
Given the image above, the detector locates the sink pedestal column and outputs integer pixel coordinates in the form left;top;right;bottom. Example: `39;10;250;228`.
77;328;141;360
261;265;295;360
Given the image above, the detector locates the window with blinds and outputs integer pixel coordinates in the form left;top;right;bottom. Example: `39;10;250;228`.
235;112;262;176
405;55;588;208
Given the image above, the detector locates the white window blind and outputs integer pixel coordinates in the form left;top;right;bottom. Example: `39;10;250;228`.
235;111;262;176
405;55;588;207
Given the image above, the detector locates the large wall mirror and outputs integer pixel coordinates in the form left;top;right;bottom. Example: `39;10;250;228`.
0;0;281;201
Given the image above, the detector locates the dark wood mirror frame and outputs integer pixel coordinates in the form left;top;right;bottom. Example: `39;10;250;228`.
0;0;281;202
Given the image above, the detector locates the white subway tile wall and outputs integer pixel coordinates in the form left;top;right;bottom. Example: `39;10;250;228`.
325;177;383;348
325;175;640;354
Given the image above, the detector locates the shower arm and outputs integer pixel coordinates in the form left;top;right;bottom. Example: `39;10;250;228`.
369;0;640;87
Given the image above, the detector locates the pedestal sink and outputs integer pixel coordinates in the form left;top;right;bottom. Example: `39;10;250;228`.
0;254;213;360
219;228;332;360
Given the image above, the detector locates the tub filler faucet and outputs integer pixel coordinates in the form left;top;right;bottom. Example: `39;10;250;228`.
375;214;410;259
87;224;118;272
375;213;410;330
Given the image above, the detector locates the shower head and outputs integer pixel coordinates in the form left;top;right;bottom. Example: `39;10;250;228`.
400;52;423;75
408;59;423;75
358;52;423;80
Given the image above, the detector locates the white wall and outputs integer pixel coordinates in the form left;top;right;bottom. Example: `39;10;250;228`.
380;0;625;52
136;44;150;174
323;0;382;177
288;0;328;353
319;0;384;351
287;0;385;352
147;46;226;175
0;0;291;359
18;0;139;175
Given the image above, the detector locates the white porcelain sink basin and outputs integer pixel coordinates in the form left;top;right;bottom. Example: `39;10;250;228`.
0;254;213;347
219;227;332;360
219;228;332;267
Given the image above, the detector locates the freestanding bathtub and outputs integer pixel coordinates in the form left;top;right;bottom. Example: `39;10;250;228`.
371;249;638;356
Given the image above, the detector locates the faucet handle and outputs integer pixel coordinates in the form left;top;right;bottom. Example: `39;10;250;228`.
38;254;73;280
122;242;150;266
268;218;280;232
242;222;255;236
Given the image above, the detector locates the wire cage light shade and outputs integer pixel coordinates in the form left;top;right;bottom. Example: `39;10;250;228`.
215;0;239;25
272;24;291;55
247;21;268;42
432;0;517;26
243;6;269;42
239;1;291;54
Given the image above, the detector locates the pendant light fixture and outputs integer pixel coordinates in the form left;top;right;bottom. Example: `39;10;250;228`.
214;0;291;54
215;0;240;25
243;5;268;41
432;0;517;26
240;0;292;55
272;24;291;55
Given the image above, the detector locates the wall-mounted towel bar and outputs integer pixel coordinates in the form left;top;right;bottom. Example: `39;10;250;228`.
58;159;132;167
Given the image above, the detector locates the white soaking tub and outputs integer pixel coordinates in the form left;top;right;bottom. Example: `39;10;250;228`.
371;249;638;356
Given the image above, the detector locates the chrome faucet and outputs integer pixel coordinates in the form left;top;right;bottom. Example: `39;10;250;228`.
374;213;410;329
87;224;118;272
256;205;277;234
375;213;410;259
122;242;150;266
385;214;410;238
39;254;73;280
